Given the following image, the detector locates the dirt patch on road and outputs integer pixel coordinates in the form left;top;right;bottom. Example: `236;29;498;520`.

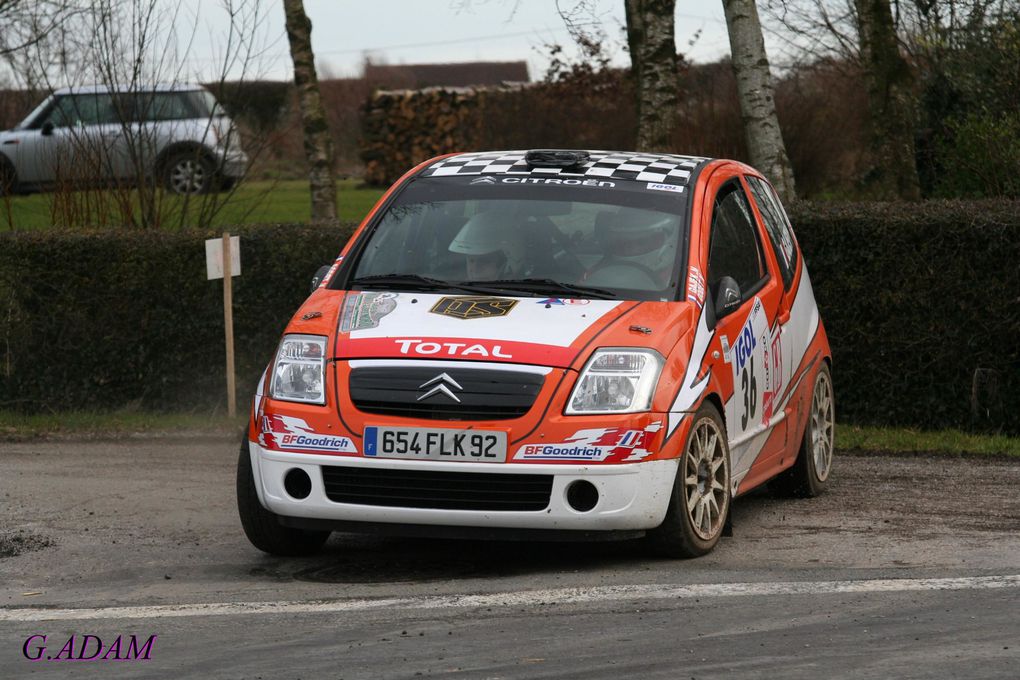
0;529;53;559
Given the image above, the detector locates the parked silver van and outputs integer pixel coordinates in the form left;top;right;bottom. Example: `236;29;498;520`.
0;83;247;195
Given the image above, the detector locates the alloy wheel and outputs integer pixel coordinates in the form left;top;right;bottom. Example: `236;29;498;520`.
683;416;728;541
169;159;206;194
811;370;835;481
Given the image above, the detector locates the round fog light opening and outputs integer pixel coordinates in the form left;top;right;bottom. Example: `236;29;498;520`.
566;480;599;512
284;468;312;500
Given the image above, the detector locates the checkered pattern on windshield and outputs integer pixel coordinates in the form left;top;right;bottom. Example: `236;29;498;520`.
422;150;709;187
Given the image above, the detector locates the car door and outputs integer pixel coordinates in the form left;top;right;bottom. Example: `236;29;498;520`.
745;175;799;433
14;93;122;186
703;177;787;487
744;175;821;456
9;96;76;184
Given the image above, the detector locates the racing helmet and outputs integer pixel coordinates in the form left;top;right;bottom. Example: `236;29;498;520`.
448;211;526;277
599;208;677;272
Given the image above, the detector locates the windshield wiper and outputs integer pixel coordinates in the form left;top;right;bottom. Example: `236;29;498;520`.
350;274;509;295
477;278;617;300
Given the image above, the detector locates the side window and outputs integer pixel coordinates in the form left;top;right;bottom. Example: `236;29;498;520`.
746;176;798;289
113;94;143;123
142;93;198;122
38;96;78;128
40;94;118;127
707;181;767;302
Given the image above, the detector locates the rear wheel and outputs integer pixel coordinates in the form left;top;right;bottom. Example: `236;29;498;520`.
647;401;731;558
770;364;834;498
236;439;330;556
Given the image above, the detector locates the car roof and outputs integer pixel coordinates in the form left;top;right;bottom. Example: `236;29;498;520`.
51;83;207;96
420;149;712;191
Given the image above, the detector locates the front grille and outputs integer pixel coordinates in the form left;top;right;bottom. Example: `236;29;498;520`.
321;466;553;511
348;366;544;420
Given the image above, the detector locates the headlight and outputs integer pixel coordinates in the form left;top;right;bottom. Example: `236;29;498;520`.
270;334;327;404
566;348;664;414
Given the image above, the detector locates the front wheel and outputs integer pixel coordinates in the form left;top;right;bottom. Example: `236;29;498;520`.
770;364;834;498
647;401;731;558
236;439;330;556
163;153;215;194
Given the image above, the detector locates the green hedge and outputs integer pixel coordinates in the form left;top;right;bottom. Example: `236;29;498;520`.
787;200;1020;433
1;202;1018;433
0;224;356;413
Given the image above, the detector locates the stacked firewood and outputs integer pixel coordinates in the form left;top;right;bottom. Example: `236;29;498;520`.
359;87;498;186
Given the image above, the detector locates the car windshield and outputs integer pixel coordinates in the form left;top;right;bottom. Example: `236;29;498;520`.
348;177;689;301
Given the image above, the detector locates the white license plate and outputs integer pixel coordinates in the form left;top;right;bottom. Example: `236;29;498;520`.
363;426;507;462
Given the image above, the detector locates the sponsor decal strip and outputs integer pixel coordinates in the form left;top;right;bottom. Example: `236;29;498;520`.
514;422;663;462
470;176;616;188
340;292;397;332
339;337;577;366
260;415;357;454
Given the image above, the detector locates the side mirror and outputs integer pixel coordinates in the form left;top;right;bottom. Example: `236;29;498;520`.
713;276;742;319
310;264;331;293
40;122;54;136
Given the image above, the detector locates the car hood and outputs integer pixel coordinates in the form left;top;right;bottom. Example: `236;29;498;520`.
330;291;686;369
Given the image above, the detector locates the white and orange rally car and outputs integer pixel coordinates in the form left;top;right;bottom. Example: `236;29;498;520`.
238;149;834;558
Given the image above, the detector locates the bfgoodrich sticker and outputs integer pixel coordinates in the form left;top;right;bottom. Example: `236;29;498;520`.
515;422;663;462
260;414;357;453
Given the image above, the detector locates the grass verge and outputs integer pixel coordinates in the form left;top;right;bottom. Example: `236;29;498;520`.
838;424;1020;457
0;411;247;441
1;178;385;230
1;413;1017;456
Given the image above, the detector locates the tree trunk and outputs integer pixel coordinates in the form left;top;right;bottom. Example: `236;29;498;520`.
722;0;797;203
854;0;921;200
283;0;337;221
624;0;678;152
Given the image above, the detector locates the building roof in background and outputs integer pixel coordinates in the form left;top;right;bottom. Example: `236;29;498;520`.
363;61;529;88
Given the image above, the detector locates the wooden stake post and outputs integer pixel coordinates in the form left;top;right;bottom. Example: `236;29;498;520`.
222;232;236;417
206;233;240;418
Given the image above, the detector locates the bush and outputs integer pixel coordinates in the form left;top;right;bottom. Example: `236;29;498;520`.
788;200;1020;433
933;111;1020;198
0;223;356;413
2;203;1018;434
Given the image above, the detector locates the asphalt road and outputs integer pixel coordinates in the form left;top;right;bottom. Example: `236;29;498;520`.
1;438;1018;679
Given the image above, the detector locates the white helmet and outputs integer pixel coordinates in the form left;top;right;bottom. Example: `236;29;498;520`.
599;208;677;272
448;211;526;276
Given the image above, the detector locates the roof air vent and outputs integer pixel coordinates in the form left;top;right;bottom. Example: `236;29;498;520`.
525;149;590;169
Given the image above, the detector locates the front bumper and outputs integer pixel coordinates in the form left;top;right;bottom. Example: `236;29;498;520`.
249;441;678;532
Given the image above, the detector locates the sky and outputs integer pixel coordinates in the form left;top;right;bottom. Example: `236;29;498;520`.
176;0;778;83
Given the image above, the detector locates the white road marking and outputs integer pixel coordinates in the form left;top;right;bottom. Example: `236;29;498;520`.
2;574;1018;622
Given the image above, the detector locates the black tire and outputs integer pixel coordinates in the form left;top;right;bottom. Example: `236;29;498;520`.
163;152;215;194
647;401;731;558
769;364;834;498
236;439;330;556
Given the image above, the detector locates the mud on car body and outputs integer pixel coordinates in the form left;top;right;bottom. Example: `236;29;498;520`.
237;149;834;558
